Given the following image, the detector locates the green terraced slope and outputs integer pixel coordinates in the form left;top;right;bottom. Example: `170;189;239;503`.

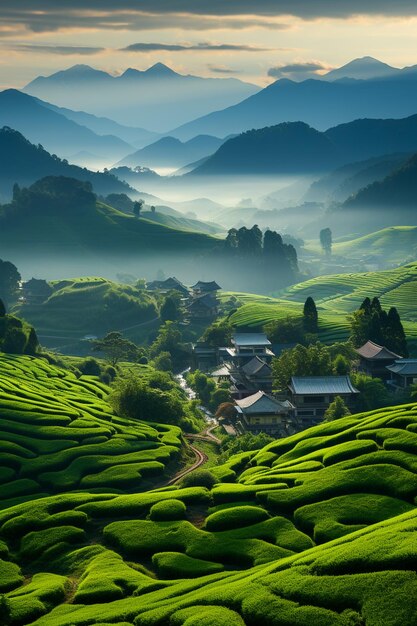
13;277;159;337
226;261;417;348
1;388;417;625
306;226;417;265
0;354;182;509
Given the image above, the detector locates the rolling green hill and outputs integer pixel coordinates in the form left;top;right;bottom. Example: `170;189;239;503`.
1;355;417;625
306;226;417;265
0;354;182;511
226;262;417;348
13;277;159;337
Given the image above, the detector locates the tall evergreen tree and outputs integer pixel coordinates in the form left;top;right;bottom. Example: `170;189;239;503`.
303;297;318;333
0;298;5;317
386;307;408;357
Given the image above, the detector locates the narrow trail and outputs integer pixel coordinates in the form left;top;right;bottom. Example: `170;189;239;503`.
164;370;221;485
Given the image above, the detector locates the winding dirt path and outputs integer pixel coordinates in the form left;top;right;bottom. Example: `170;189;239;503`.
165;442;208;486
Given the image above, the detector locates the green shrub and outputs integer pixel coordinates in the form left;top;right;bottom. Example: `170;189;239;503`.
181;470;217;489
205;506;269;532
149;500;186;521
152;552;224;578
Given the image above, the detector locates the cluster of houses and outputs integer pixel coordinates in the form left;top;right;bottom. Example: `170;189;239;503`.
147;277;221;321
192;333;417;438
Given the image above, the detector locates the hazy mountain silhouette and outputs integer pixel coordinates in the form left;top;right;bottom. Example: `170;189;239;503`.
190;114;417;175
116;135;226;169
305;153;411;203
0;127;133;201
344;153;417;210
23;63;259;132
171;71;417;140
323;56;399;81
0;89;134;163
43;102;160;148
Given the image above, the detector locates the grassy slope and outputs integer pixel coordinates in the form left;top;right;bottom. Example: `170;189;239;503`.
141;210;224;236
13;277;159;336
0;365;417;624
0;201;217;256
0;354;182;510
226;261;417;348
305;226;417;264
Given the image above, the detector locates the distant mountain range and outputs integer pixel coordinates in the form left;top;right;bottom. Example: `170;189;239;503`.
0;127;133;201
23;63;259;132
189;114;417;175
116;135;227;170
0;89;135;165
171;63;417;140
344;153;417;210
305;153;411;203
322;56;402;81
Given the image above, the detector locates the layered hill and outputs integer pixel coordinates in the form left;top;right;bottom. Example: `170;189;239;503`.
227;262;417;348
189;115;417;176
24;63;259;131
117;135;225;170
1;357;417;624
0;89;134;163
172;72;417;140
345;153;417;210
0;127;133;200
13;277;159;338
0;175;218;280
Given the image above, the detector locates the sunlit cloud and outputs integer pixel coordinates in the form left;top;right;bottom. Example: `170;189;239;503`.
122;42;271;52
268;60;333;80
208;65;241;74
7;44;106;55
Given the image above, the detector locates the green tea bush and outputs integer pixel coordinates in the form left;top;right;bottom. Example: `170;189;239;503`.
205;506;269;532
152;552;224;578
149;500;186;521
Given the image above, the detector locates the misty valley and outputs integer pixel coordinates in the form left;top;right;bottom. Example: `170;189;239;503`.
1;47;417;626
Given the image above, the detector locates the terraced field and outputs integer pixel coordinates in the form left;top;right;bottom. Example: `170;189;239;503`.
226;261;417;349
1;366;417;625
0;355;182;510
306;226;417;265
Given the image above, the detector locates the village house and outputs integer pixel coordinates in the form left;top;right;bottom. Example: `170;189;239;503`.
386;359;417;390
146;276;190;297
356;340;401;380
186;293;219;320
222;332;274;367
288;375;360;426
235;391;297;436
191;281;221;296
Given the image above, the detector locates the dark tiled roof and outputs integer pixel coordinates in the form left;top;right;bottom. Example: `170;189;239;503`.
290;376;359;395
386;359;417;376
192;281;221;291
147;277;189;293
356;340;401;360
242;356;271;377
235;391;293;414
232;333;271;347
187;293;217;309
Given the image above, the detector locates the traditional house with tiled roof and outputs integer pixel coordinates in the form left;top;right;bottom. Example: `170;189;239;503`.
191;281;221;295
147;277;189;296
386;360;417;390
289;375;359;426
356;340;401;380
235;391;296;436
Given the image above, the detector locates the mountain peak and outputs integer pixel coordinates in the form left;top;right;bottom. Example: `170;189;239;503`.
324;57;398;81
145;63;178;77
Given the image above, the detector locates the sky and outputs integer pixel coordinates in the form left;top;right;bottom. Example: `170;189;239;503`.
2;1;417;89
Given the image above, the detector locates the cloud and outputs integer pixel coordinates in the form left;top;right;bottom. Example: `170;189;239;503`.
208;65;241;74
122;42;269;52
0;7;289;35
268;61;332;80
3;1;417;35
8;44;106;55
